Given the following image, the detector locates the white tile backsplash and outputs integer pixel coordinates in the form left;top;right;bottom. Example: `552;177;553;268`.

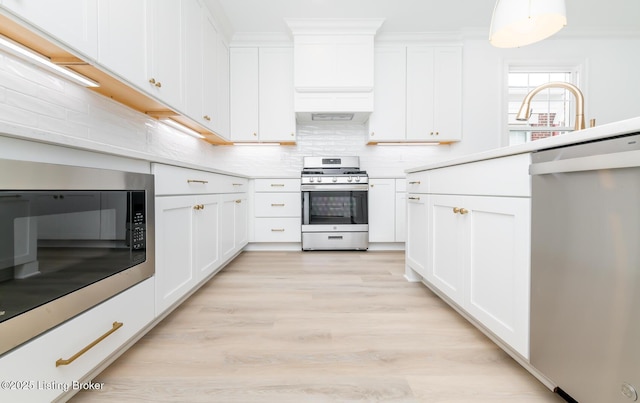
0;49;455;177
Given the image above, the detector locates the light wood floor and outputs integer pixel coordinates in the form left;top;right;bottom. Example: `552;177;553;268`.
71;251;565;402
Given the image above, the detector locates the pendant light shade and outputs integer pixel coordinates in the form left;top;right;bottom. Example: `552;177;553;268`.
489;0;567;48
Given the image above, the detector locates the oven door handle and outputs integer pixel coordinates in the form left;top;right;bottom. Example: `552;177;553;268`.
301;184;369;191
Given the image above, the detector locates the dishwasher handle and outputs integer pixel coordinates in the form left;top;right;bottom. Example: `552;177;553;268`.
530;149;640;175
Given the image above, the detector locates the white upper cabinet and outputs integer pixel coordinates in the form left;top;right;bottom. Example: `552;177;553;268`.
230;46;295;142
217;38;230;138
97;0;149;91
368;46;406;142
97;0;182;108
2;0;98;59
369;45;462;143
259;47;295;142
230;47;260;141
183;0;222;134
407;46;462;142
147;0;183;108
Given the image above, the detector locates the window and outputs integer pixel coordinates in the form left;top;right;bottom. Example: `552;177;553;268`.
507;65;581;145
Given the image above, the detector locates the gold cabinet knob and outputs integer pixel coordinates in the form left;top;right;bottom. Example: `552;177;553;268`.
253;132;257;137
235;199;242;203
149;78;156;84
291;133;294;137
203;115;211;121
155;81;162;88
459;208;468;215
453;207;461;214
371;132;375;136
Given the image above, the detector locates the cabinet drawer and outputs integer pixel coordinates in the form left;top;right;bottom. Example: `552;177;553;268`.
153;164;247;195
254;218;301;242
429;153;531;197
406;171;429;193
254;193;301;217
254;178;300;192
0;278;154;403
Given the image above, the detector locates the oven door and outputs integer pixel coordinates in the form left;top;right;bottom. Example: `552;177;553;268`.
301;184;368;232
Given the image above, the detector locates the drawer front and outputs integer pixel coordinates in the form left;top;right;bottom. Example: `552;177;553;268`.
406;171;429;194
254;178;301;192
153;164;247;195
428;153;531;197
254;218;301;242
254;193;301;217
0;278;154;403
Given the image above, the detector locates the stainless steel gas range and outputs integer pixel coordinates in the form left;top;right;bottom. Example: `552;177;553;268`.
301;156;369;251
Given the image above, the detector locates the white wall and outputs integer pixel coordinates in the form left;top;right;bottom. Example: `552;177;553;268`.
0;34;638;177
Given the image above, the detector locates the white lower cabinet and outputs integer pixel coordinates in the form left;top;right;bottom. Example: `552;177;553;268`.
220;193;248;261
368;178;407;245
0;278;154;403
153;163;248;317
428;194;531;358
253;178;301;243
406;193;428;278
406;153;532;359
155;194;221;315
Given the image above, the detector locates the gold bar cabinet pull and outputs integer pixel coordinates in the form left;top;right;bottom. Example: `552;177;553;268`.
56;322;123;367
187;179;208;184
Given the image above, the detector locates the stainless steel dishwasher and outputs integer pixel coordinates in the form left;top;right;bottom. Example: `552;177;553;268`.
530;132;640;403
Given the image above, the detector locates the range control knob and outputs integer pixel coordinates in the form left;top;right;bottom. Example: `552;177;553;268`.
332;177;338;183
347;176;353;182
317;177;322;183
355;176;361;182
309;177;315;183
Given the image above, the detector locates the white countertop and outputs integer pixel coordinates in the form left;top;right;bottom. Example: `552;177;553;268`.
406;116;640;173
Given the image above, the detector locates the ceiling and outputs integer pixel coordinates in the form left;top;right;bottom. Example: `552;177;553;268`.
211;0;640;38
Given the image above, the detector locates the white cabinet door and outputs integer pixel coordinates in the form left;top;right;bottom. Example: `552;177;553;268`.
220;193;247;260
368;46;406;143
155;196;196;315
147;0;183;108
259;47;295;142
432;47;462;142
230;47;259;141
97;0;148;90
3;0;98;59
182;0;204;126
202;11;220;132
406;194;428;278
406;46;435;141
193;194;221;281
217;38;230;138
428;194;466;306
368;179;396;242
464;196;531;358
395;191;407;242
406;46;462;142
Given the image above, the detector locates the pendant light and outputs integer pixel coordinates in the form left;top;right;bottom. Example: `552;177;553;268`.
489;0;567;48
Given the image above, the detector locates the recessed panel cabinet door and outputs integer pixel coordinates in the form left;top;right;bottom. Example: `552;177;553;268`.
464;195;531;358
368;46;406;142
230;47;259;141
406;194;428;278
259;47;295;142
428;194;466;306
368;179;396;242
155;195;196;316
194;194;220;280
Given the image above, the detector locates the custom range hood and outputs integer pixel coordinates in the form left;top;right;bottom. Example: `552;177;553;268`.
286;19;384;123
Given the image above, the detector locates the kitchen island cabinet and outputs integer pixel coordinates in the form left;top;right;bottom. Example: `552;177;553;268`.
406;153;531;359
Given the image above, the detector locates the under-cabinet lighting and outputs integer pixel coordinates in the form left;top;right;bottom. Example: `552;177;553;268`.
232;142;280;146
161;118;205;139
376;142;442;146
0;35;99;87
